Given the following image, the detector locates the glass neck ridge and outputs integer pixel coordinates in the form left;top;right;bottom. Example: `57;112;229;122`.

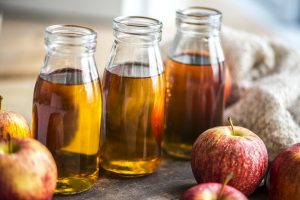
45;24;97;55
113;16;162;45
176;7;222;36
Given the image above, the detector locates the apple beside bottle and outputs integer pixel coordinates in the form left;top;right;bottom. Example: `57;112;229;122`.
0;137;57;200
190;119;268;196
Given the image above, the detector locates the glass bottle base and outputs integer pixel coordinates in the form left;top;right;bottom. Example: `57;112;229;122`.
101;158;161;177
164;143;193;160
54;169;98;195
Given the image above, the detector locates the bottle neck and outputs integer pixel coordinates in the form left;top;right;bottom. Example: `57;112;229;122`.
170;26;224;62
45;44;96;57
44;42;96;73
113;31;161;46
42;51;97;75
45;24;97;56
176;22;220;37
112;16;162;46
42;25;98;76
176;7;222;37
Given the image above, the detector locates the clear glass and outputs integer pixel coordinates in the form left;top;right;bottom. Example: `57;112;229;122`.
164;7;225;159
101;16;165;176
32;25;102;194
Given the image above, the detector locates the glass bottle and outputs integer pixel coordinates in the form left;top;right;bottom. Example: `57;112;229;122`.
32;25;102;194
164;7;225;159
101;16;165;176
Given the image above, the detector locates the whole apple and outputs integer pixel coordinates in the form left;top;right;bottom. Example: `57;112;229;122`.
191;119;268;196
0;95;31;138
267;143;300;200
0;137;57;200
180;182;248;200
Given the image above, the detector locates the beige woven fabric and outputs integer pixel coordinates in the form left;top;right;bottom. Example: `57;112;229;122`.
222;27;300;161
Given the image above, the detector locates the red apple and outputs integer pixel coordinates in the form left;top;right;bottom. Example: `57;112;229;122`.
0;136;57;200
0;95;31;138
181;173;248;200
191;118;268;196
267;143;300;199
180;183;248;200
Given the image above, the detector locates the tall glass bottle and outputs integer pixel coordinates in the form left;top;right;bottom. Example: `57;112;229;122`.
164;7;225;159
32;25;102;194
101;16;165;176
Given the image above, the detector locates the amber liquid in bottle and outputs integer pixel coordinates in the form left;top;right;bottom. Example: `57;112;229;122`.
32;68;102;194
101;63;165;176
164;53;224;159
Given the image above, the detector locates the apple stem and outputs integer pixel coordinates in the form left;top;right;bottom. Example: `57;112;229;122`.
218;172;234;200
7;133;12;153
0;95;2;110
228;117;235;136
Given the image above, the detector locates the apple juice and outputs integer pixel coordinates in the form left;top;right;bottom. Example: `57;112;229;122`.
164;53;225;159
32;68;102;194
101;63;165;176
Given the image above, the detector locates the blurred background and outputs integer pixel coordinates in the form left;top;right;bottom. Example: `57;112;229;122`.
0;0;300;121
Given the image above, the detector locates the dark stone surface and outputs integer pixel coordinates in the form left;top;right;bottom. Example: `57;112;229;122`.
54;156;268;200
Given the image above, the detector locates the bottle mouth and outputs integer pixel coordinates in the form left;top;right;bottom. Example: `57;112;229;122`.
176;7;222;28
45;24;97;46
113;16;162;36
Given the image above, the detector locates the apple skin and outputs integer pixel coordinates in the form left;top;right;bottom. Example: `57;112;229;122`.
180;183;248;200
267;143;300;200
0;137;57;200
191;126;268;196
0;110;31;138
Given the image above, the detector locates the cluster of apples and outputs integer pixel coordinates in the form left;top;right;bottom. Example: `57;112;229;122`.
181;117;300;200
0;96;57;200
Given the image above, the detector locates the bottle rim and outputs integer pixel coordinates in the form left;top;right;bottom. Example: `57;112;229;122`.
113;16;162;35
45;24;97;45
176;7;222;25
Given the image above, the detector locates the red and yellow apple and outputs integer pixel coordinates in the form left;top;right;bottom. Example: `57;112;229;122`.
0;95;31;138
267;143;300;200
191;118;268;196
180;182;248;200
0;137;57;200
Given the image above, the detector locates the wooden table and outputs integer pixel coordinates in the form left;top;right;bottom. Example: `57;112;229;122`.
54;156;268;200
